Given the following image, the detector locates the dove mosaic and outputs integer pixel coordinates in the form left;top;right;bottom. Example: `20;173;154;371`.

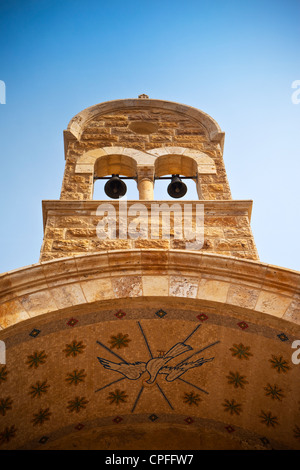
96;321;220;411
0;306;299;450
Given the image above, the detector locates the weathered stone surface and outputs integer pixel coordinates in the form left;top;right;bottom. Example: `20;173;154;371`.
90;239;132;251
52;240;90;251
255;291;291;317
169;275;199;298
205;217;238;227
134;239;170;249
41;239;53;252
65;228;96;238
0;298;30;328
283;299;300;324
80;278;113;302
112;275;142;297
49;284;86;308
204;227;224;237
207;184;224;192
142;275;169;296
55;216;90;228
19;290;58;316
223;227;252;238
41;200;258;261
44;227;65;239
198;278;230;303
214;239;249;251
227;284;260;309
171;239;189;249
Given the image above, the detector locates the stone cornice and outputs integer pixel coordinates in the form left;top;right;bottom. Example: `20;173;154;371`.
42;199;254;230
1;249;299;295
0;250;299;330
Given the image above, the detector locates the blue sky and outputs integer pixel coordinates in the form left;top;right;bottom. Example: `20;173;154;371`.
0;0;299;272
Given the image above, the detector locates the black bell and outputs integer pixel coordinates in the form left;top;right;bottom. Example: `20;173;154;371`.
167;175;187;198
104;174;127;199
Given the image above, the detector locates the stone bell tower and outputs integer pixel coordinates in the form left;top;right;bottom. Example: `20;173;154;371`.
0;97;299;451
40;96;258;262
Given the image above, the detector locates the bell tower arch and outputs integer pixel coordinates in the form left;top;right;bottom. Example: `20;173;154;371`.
41;96;257;262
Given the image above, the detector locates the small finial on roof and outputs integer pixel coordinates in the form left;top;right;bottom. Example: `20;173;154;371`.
138;94;149;99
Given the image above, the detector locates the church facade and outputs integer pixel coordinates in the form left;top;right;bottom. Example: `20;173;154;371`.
0;96;299;450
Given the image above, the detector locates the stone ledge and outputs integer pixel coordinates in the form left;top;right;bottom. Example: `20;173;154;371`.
0;250;299;329
42;199;254;230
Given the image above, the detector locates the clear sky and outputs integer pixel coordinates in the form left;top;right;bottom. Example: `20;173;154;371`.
0;0;299;273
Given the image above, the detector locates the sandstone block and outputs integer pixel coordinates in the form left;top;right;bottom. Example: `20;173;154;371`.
90;239;132;250
223;227;252;238
134;239;169;249
158;122;178;128
65;228;96;238
226;284;260;309
80;278;113;302
101;114;128;120
112;275;142;298
149;135;173;143
169;275;199;298
255;291;291;318
176;128;206;136
52;240;90;251
205;217;238;227
44;228;65;239
19;290;58;317
0;298;30;328
104;120;129;127
82;127;110;136
170;239;188;249
49;284;86;309
283;299;300;324
174;135;207;143
41;239;53;252
214;239;249;251
142;275;169;296
207;184;224;192
55;217;90;228
204;227;224;237
198;279;230;303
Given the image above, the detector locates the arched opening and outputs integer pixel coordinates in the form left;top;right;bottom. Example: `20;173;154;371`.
94;154;137;177
93;154;139;199
154;154;199;200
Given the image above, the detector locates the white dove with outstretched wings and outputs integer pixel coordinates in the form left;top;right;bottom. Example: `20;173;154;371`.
97;357;146;380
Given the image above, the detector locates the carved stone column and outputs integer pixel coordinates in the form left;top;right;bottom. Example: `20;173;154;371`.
137;165;155;200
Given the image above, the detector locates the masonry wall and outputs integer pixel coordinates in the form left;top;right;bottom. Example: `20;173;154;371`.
40;201;258;262
40;100;259;263
60;108;232;201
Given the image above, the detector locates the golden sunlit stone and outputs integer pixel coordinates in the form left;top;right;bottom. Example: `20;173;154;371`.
0;97;299;450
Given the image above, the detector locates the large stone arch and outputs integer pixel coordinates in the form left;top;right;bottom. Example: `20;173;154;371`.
0;250;299;450
64;98;225;157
